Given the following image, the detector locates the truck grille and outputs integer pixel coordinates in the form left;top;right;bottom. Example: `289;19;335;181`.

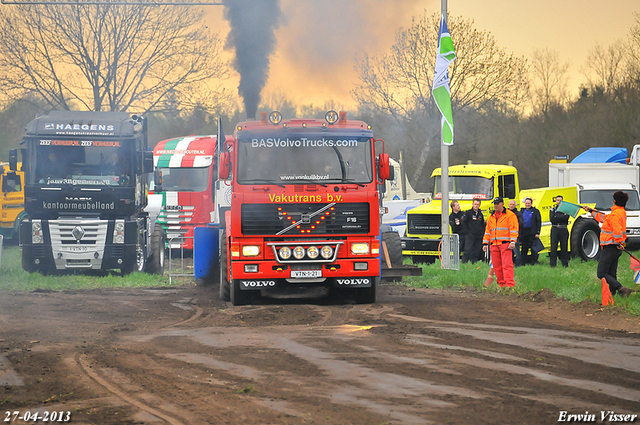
49;220;108;245
242;203;370;235
407;214;441;235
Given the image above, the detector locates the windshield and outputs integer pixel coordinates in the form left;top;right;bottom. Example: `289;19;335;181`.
158;167;209;192
581;190;640;211
236;135;373;184
28;139;134;186
433;176;493;200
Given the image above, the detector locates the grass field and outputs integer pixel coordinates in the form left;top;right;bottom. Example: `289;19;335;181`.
1;245;639;315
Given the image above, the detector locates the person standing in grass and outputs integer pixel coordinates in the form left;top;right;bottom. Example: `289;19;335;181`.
483;197;519;288
462;198;484;263
583;191;635;298
449;200;466;255
550;195;570;268
520;197;541;265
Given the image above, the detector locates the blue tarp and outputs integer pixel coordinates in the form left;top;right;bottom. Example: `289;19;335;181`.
572;147;628;164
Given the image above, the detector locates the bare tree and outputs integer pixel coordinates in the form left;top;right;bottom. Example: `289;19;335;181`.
0;3;230;113
530;48;570;116
353;14;528;185
581;42;626;95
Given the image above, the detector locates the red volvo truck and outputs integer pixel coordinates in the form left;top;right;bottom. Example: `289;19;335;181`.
209;111;393;305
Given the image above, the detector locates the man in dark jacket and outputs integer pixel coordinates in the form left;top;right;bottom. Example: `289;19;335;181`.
449;200;466;254
462;198;484;263
550;195;570;267
508;199;524;267
520;197;542;265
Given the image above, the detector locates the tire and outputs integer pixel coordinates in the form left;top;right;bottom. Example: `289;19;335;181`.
219;230;230;301
122;238;146;275
147;224;166;275
570;218;601;261
21;247;36;273
412;255;435;265
230;277;253;306
382;231;403;267
353;277;377;304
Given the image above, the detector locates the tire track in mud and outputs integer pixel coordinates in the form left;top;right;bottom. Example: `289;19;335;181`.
77;354;186;425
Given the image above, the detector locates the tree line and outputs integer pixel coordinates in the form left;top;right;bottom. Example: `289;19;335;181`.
0;6;639;195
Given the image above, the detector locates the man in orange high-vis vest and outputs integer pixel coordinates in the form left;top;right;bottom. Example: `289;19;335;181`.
482;197;519;287
583;191;635;297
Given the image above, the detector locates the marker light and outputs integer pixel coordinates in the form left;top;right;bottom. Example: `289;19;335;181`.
325;110;339;124
279;246;292;260
269;111;282;124
306;246;319;259
242;245;260;257
351;242;370;255
293;246;306;259
320;245;333;259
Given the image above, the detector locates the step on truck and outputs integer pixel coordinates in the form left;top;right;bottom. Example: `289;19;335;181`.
11;111;154;275
200;111;396;305
0;160;26;244
402;164;519;263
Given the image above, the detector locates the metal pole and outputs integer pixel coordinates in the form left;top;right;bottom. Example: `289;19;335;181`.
440;0;450;268
399;149;407;200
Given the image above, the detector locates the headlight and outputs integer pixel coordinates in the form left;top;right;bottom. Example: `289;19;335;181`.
279;246;292;260
242;245;260;257
113;220;125;244
351;242;370;255
307;246;319;259
320;245;333;259
32;221;43;244
293;246;305;259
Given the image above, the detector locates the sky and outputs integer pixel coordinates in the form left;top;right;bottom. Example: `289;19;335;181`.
204;0;639;113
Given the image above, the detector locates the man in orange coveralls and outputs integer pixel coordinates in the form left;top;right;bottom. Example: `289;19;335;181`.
583;191;635;297
482;197;520;287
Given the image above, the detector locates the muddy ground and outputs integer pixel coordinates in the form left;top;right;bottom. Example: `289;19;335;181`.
0;282;639;425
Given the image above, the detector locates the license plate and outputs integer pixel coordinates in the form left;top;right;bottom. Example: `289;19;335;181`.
63;246;89;252
290;270;322;278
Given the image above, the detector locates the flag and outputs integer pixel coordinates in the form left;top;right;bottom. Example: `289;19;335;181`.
557;200;582;218
433;15;456;145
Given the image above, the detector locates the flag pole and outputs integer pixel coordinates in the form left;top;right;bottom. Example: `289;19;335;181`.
440;0;450;268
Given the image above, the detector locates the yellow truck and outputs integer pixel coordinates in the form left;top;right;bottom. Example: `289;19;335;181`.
402;164;519;263
520;186;617;262
0;161;25;244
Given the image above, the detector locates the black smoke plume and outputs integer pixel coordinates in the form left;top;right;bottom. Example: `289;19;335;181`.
223;0;282;119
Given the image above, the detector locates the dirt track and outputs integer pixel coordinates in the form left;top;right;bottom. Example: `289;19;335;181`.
1;283;639;425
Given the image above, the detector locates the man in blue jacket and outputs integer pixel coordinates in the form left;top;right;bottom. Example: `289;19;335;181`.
520;197;541;265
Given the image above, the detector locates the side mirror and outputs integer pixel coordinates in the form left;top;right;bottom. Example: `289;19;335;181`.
154;169;163;193
9;149;17;171
143;151;154;174
378;153;391;181
2;171;20;193
218;151;230;180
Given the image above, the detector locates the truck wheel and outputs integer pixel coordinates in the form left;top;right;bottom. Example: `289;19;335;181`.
230;278;253;306
147;225;166;275
122;239;146;275
219;230;230;301
21;248;35;273
353;277;377;304
382;231;403;267
571;219;601;261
